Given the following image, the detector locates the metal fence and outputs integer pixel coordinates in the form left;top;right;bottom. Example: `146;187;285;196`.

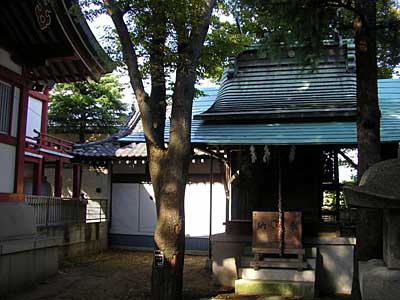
25;195;107;227
86;198;108;223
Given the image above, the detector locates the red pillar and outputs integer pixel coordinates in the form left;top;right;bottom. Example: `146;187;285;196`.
40;87;49;135
14;85;29;197
72;163;81;199
32;159;43;195
54;160;63;197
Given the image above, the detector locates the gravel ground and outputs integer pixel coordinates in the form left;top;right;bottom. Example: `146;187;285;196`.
3;249;350;300
4;249;220;300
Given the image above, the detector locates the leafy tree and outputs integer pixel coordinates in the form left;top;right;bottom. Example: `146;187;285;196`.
48;74;128;143
76;0;251;299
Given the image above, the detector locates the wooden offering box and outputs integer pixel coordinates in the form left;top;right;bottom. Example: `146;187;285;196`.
252;211;305;269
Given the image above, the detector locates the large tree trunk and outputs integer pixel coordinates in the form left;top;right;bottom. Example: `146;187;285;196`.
352;3;382;299
149;62;196;300
354;0;382;261
149;145;189;300
104;1;215;299
354;1;381;178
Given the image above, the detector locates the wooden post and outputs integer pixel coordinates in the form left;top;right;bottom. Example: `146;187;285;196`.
278;150;283;256
72;163;81;199
334;149;340;221
54;160;63;197
14;85;29;197
32;159;43;195
208;156;214;259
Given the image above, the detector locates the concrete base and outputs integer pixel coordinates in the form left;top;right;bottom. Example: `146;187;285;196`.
39;222;108;260
239;268;315;282
212;233;251;287
0;203;36;238
304;237;355;295
359;260;400;300
0;236;60;296
383;209;400;269
235;279;314;298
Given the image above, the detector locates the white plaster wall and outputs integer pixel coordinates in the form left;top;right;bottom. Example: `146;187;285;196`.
0;143;16;193
81;167;109;199
11;87;20;137
110;182;226;237
26;97;42;138
0;48;22;75
44;166;109;199
110;183;141;235
185;182;226;237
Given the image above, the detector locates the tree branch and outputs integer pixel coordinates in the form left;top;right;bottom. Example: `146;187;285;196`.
104;0;161;147
168;0;216;158
148;0;167;147
189;0;217;68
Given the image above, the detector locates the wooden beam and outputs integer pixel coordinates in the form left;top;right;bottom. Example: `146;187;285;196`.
40;90;49;135
0;193;24;202
0;64;25;86
72;163;81;199
28;90;50;103
32;160;43;195
0;135;17;145
54;159;63;197
14;84;29;195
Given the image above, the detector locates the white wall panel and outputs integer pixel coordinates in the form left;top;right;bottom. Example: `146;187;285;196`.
26;97;42;138
185;182;226;237
10;87;20;137
0;143;15;193
110;183;139;234
111;181;226;237
139;184;157;233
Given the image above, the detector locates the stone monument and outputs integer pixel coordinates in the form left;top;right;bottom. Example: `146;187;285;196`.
344;159;400;300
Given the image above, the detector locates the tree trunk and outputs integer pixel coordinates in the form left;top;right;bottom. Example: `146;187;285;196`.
149;140;190;300
353;0;382;261
352;3;382;299
354;1;381;178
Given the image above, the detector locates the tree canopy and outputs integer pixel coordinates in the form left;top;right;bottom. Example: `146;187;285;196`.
48;74;128;143
231;0;400;78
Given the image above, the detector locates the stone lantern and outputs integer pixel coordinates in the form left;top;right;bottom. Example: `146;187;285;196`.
344;159;400;300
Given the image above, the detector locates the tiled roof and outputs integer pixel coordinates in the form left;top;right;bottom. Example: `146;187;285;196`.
71;111;142;158
195;43;356;121
72;88;218;159
121;80;400;146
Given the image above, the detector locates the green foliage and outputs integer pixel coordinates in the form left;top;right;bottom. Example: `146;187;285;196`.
232;0;400;77
79;0;251;82
198;15;252;80
48;74;128;140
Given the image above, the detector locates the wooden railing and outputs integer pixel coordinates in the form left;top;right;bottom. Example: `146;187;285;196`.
34;129;73;152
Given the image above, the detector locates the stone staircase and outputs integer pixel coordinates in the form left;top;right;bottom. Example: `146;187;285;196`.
235;247;317;299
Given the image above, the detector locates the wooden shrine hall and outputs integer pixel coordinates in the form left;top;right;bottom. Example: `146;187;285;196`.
120;40;400;297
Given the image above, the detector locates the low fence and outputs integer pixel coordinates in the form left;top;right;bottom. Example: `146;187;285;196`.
86;199;108;223
25;195;107;227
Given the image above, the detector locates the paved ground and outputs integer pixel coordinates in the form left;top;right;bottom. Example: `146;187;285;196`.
3;249;350;300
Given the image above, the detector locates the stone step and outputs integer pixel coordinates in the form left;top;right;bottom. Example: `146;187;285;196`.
240;256;316;270
239;267;315;282
235;279;315;299
243;247;317;258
